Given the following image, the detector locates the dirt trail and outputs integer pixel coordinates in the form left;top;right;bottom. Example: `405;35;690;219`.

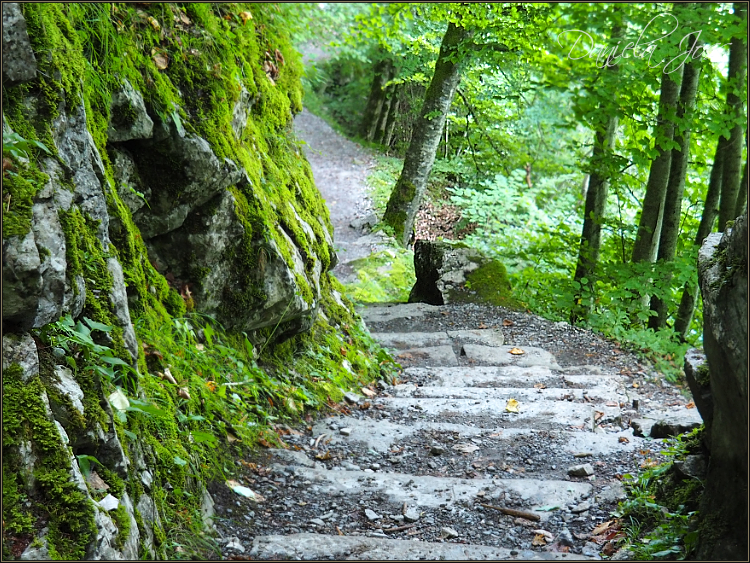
209;109;702;561
293;109;378;281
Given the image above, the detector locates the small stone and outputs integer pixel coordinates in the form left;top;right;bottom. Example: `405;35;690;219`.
440;526;459;539
430;445;446;456
558;527;575;547
309;518;325;526
364;468;374;473
343;392;361;405
403;507;420;522
370;463;381;470
582;541;600;557
339;428;352;436
224;538;245;553
510;550;519;555
568;463;594;477
97;494;119;511
571;501;592;514
364;509;380;521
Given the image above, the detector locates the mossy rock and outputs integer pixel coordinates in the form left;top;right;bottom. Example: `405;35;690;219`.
408;239;521;308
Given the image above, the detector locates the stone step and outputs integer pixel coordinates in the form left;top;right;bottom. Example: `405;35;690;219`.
389;385;625;405
460;345;560;369
272;465;593;518
250;533;593;560
372;329;504;350
310;416;641;456
404;366;621;389
358;302;444;324
393;346;458;367
382;397;621;430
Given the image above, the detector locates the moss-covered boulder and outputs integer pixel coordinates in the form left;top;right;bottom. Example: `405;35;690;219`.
408;239;517;307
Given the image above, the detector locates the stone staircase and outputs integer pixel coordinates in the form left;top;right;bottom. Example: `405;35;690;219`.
243;303;699;560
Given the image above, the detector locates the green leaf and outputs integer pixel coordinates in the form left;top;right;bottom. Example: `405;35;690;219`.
83;318;113;332
190;431;218;445
100;355;130;367
173;455;188;466
122;429;137;440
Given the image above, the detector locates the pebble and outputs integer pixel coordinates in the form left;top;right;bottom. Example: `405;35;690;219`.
339;428;352;436
571;501;592;514
309;518;325;526
441;526;459;539
568;463;594;477
224;538;245;553
430;445;446;456
582;541;600;557
403;507;420;522
343;392;361;404
370;463;381;470
364;509;380;521
558;528;575;547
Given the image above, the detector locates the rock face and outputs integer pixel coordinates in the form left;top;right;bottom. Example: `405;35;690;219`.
408;240;513;306
1;4;341;560
2;3;37;83
693;210;747;560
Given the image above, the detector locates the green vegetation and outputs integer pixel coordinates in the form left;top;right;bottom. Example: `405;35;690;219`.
343;248;416;303
614;427;705;560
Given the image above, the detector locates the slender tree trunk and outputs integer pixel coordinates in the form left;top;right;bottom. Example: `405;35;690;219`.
383;86;400;149
570;117;619;323
649;36;702;330
718;2;747;230
673;137;725;339
374;85;394;145
360;57;394;141
383;21;470;246
631;71;683;264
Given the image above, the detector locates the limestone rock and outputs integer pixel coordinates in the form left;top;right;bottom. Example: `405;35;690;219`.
48;366;85;430
110;147;151;216
119;493;141;560
107;78;154;142
695;210;748;560
674;454;707;481
231;87;256;139
684;348;713;439
2;3;37;84
107;258;138;361
2;333;39;382
2;231;43;329
568;464;594;477
130;120;244;239
20;529;49;560
408;240;511;306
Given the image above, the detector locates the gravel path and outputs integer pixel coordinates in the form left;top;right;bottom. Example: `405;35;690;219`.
210;110;701;560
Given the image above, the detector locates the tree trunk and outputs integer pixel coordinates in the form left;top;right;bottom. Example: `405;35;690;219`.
383;85;401;149
359;57;394;141
630;71;683;264
383;21;470;246
570;117;619;323
673;137;725;340
374;85;395;145
649;35;702;330
718;2;747;230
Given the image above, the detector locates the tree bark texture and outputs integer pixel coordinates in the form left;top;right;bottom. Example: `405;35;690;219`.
383;21;470;246
649;37;702;330
718;2;747;230
374;85;395;145
360;57;394;141
673;137;725;339
631;71;683;264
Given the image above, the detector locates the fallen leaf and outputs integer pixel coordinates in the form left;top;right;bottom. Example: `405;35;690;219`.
179;11;191;24
239;11;253;23
258;438;271;448
206;381;217;392
509;347;525;355
505;398;520;413
160;368;177;385
359;401;371;410
478;323;488;329
618;436;629;444
640;457;659;469
533;529;555;541
503;319;514;326
685;400;695;409
632;382;639;388
315;451;332;460
153;53;168;69
195;343;204;351
592;521;613;536
177;387;191;400
226;432;238;443
532;533;547;546
452;443;480;454
533;383;547;389
361;387;376;398
147;16;160;31
605;401;618;406
594;410;604;422
226;481;265;502
601;541;617;556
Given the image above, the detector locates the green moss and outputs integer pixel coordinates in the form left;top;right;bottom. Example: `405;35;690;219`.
111;504;131;550
2;364;97;560
696;362;710;386
344;248;416;303
453;260;522;308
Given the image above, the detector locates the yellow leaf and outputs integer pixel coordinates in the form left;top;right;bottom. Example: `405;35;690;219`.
153;54;168;70
239;11;253;23
592;521;612;536
685;400;695;409
147;16;160;31
509;347;525;355
505;398;520;413
532;533;547;546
